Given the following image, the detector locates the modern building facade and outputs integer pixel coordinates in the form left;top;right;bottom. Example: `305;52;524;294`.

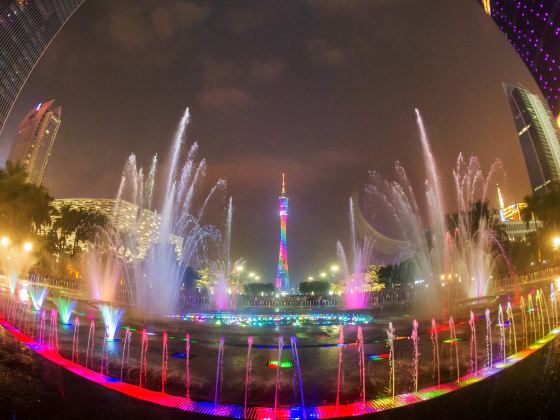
0;0;84;135
275;174;290;291
8;100;61;184
477;1;560;121
503;84;560;193
51;198;183;260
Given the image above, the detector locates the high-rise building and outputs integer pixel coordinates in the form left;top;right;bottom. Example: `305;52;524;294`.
8;100;61;184
476;1;560;123
275;174;289;291
0;0;84;134
503;84;560;193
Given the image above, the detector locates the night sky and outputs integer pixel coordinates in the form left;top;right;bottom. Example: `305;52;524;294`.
0;0;540;285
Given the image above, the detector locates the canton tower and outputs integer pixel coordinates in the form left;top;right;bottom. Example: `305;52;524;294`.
275;173;290;291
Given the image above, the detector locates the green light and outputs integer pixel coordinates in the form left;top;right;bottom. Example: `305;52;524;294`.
267;360;293;368
443;338;463;344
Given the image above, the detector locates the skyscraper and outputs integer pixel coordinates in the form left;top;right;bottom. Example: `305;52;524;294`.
9;100;61;184
0;0;84;134
503;83;560;193
275;173;289;291
476;1;560;122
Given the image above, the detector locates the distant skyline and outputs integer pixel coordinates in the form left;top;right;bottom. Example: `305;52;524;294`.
0;0;541;284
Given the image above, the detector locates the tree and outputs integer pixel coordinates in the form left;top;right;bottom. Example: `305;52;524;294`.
299;280;330;295
522;190;560;231
51;205;108;255
0;161;52;237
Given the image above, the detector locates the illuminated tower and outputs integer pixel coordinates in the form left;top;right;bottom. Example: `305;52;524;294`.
275;173;289;291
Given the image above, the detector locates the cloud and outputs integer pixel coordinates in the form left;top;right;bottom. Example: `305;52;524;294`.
304;0;390;16
209;149;362;190
151;1;211;40
199;86;254;108
226;7;273;33
197;57;285;109
250;59;285;82
101;1;212;52
307;39;346;67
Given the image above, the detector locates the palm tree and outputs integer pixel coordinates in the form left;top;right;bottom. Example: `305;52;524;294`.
52;204;109;255
522;190;560;230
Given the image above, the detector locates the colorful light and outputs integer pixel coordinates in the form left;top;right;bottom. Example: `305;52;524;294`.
267;360;293;369
367;353;390;361
275;173;289;291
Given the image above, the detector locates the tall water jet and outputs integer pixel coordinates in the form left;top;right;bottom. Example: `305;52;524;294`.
162;331;168;393
214;336;225;404
506;302;518;354
411;319;419;392
468;311;477;373
430;318;440;386
185;332;191;399
357;325;366;403
520;296;528;349
100;327;110;376
48;309;59;353
274;336;283;414
528;294;537;343
86;319;95;369
244;336;253;417
139;329;149;388
72;316;80;363
120;327;132;381
290;336;305;418
497;304;506;362
336;325;344;407
387;322;396;398
485;308;493;367
448;317;460;381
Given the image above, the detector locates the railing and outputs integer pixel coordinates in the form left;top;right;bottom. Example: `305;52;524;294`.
492;266;560;289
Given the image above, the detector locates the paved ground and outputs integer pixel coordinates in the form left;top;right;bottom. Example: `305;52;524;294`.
1;324;560;420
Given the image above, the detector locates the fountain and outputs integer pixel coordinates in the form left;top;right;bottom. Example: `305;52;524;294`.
28;285;47;311
337;200;373;310
114;108;226;317
53;296;76;325
359;109;502;309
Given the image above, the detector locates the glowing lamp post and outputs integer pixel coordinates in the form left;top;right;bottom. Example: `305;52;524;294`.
552;236;560;251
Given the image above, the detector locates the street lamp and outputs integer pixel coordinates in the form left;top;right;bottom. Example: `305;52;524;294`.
308;276;314;281
330;265;339;273
248;272;255;278
553;236;560;250
235;265;244;273
0;236;9;247
23;242;32;252
320;272;327;279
